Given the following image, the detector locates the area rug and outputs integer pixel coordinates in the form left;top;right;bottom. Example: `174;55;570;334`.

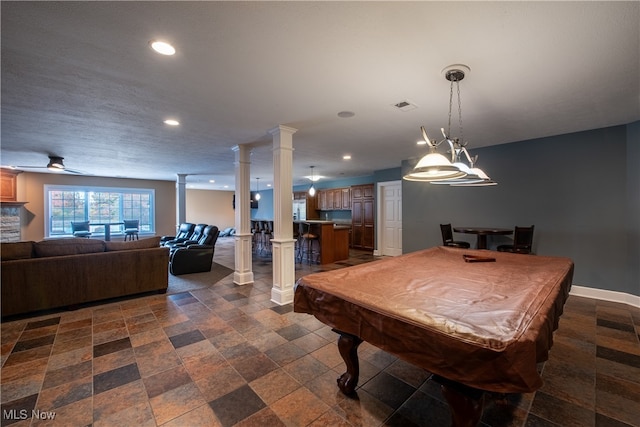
167;262;234;294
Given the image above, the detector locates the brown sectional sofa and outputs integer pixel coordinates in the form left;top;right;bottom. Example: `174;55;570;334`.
1;236;169;317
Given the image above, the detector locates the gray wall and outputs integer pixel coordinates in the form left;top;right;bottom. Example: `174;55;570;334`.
627;121;640;295
402;123;639;296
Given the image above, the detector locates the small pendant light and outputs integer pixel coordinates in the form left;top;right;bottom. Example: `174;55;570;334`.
308;166;316;196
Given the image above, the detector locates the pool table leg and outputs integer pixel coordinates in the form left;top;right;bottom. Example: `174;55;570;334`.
333;330;362;395
434;375;485;427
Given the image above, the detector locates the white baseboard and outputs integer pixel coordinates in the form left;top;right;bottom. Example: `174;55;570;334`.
570;285;640;308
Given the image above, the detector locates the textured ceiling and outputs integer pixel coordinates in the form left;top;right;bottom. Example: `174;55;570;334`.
1;1;638;190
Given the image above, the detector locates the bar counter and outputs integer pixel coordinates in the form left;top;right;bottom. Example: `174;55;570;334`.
295;220;350;264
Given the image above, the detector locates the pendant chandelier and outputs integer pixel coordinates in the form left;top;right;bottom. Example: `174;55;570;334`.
308;166;316;196
403;64;496;186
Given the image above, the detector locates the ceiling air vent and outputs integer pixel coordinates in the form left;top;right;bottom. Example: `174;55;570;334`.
393;100;418;112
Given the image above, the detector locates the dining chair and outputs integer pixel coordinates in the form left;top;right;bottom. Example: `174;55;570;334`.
71;221;92;238
440;224;470;248
497;225;535;254
123;219;139;241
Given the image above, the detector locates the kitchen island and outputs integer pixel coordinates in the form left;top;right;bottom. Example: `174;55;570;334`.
295;220;350;264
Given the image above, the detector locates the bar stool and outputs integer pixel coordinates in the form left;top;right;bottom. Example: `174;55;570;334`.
261;221;273;255
293;222;300;255
251;220;259;252
254;221;265;253
297;222;319;264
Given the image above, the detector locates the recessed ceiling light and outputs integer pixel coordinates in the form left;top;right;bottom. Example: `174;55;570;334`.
337;111;355;118
209;179;215;183
416;140;427;145
150;40;176;56
343;155;351;160
164;119;180;126
267;184;272;187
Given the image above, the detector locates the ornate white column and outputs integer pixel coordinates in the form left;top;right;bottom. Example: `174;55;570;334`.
268;125;297;305
176;174;187;231
232;145;254;285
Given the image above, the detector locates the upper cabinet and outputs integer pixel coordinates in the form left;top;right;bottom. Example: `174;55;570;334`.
317;187;351;211
1;169;21;202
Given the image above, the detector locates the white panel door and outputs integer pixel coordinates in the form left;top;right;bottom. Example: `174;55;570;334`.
380;182;402;256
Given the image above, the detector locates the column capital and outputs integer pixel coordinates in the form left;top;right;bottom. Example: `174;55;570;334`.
268;125;298;136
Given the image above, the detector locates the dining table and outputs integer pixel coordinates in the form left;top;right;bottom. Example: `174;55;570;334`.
92;222;124;241
453;226;513;250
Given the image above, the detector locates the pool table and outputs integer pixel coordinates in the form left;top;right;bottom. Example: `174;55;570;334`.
294;246;574;427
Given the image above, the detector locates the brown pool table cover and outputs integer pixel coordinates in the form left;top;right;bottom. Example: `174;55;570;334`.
293;246;574;393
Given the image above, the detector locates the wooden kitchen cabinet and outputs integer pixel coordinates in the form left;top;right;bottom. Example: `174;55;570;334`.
317;190;327;211
341;187;351;210
1;169;21;202
331;189;341;209
318;187;352;211
351;183;374;250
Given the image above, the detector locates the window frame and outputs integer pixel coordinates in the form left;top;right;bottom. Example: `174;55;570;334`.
44;184;155;238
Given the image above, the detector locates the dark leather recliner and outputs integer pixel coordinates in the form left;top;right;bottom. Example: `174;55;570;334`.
164;223;207;248
160;223;195;246
169;225;220;275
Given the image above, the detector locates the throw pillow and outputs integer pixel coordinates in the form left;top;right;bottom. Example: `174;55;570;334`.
105;236;162;251
0;241;35;261
34;238;106;257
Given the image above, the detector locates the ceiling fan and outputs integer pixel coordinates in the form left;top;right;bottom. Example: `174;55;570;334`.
16;155;85;174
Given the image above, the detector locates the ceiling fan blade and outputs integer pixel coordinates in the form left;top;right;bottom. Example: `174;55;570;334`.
63;168;85;175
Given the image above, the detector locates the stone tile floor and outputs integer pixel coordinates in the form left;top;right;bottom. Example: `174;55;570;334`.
1;237;639;426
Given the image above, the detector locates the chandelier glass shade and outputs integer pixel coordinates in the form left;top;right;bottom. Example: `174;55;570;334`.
308;166;316;196
254;177;261;200
403;64;496;186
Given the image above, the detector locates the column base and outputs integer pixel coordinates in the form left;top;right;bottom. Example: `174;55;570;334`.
271;239;296;305
271;286;294;305
234;233;254;286
233;271;254;286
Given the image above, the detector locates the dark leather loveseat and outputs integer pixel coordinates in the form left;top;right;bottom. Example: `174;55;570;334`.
169;225;220;275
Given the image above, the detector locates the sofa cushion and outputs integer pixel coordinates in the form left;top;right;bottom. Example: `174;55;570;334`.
105;236;161;251
34;238;106;257
1;241;35;261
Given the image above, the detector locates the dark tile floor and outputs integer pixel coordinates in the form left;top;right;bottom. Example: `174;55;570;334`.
1;238;639;426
